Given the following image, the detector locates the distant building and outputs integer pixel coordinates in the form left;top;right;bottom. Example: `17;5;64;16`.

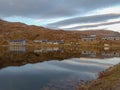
9;40;26;45
33;40;64;44
33;40;48;43
51;40;64;44
81;35;96;42
102;35;120;41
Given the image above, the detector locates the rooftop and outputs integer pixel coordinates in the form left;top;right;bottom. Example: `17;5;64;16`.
10;39;26;42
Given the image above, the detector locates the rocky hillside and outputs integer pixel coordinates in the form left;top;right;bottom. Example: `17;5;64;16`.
0;19;119;44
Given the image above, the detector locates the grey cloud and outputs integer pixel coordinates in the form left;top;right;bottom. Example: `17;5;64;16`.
46;14;120;28
68;21;120;30
0;0;120;18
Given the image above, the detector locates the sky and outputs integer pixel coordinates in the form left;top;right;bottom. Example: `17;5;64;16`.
0;0;120;32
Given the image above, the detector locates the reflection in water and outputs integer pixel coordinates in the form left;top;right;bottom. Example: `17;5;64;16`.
0;46;120;90
34;47;63;53
81;50;96;57
104;47;110;50
9;45;26;53
102;52;120;57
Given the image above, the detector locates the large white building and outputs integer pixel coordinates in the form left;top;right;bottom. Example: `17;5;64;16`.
9;40;26;45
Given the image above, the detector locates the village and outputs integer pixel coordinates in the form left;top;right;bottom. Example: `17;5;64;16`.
8;35;120;46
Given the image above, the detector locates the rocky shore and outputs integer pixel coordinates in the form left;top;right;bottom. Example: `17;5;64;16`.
77;63;120;90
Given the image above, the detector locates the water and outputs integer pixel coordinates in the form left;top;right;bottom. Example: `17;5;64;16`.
0;46;120;90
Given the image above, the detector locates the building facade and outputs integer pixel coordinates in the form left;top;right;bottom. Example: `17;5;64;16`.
9;40;26;45
33;40;64;44
102;36;120;41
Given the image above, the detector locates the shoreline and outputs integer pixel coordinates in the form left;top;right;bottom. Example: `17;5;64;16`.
77;63;120;90
0;44;120;47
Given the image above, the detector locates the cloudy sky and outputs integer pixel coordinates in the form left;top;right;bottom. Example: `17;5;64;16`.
0;0;120;32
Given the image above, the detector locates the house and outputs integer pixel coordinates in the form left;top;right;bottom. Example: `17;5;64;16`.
51;40;64;44
33;40;64;44
81;35;96;42
33;39;48;43
102;35;120;41
9;39;26;45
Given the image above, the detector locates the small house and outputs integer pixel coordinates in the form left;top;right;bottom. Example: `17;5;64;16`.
33;40;48;43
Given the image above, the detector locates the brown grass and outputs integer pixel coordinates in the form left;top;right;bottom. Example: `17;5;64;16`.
77;64;120;90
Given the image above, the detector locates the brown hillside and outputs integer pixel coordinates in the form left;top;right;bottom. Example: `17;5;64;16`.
0;19;119;44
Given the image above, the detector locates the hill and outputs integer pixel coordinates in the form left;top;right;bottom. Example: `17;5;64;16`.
0;19;119;44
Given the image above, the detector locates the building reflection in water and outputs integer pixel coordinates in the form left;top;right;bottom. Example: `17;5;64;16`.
81;50;96;57
0;46;120;90
102;52;120;57
104;47;110;51
80;49;120;58
9;45;26;53
34;47;63;53
6;46;120;59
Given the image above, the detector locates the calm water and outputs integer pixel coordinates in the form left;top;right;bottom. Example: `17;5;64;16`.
0;46;120;90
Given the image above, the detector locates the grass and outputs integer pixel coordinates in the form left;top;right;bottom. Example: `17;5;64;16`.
77;63;120;90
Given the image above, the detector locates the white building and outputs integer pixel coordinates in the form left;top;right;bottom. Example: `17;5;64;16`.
33;40;48;43
9;40;26;45
33;40;64;44
102;36;120;41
